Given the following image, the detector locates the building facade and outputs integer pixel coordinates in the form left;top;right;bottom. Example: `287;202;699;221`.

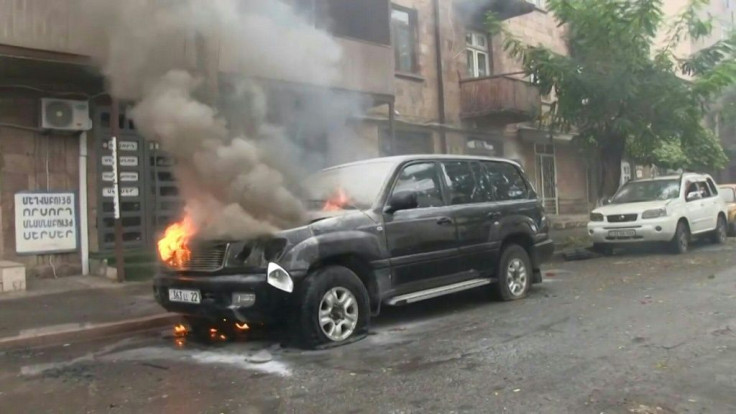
0;0;593;276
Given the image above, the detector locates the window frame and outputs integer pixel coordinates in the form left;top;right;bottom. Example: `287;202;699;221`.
465;30;490;78
385;161;446;210
391;4;419;75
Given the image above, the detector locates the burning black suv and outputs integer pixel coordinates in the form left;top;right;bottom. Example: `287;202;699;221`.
154;155;554;348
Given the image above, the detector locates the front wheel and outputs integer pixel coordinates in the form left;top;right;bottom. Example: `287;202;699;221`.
711;216;728;244
494;244;532;301
294;265;370;349
669;221;690;254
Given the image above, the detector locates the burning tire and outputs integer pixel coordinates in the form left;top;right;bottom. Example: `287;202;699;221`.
294;265;370;349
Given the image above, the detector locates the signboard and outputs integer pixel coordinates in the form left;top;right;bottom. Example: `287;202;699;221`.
102;155;138;167
15;192;78;254
103;187;139;198
102;172;139;182
104;140;138;151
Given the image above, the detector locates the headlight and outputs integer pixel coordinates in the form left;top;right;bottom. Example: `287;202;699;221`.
590;212;604;222
641;208;667;219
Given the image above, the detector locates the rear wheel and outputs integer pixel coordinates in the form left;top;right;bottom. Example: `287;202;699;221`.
294;265;370;349
494;244;532;301
669;221;690;254
711;216;727;244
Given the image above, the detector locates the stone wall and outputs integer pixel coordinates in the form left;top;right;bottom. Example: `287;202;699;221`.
0;94;91;277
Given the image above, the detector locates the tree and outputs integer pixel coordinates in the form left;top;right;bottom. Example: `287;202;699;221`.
489;0;736;197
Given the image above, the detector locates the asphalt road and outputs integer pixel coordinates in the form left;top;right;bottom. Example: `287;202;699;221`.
2;241;736;413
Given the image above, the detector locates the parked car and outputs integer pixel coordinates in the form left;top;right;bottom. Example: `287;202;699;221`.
154;155;554;348
718;184;736;236
587;173;728;254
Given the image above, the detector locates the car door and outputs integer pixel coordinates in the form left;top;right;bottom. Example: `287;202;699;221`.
703;178;721;230
382;161;460;292
440;160;493;278
684;181;710;232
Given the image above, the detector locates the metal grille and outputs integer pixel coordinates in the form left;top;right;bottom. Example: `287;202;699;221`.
607;214;637;223
178;243;228;271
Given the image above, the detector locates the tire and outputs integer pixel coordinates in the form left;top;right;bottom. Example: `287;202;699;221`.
711;215;728;244
592;243;614;256
669;221;690;254
494;244;532;301
294;265;370;349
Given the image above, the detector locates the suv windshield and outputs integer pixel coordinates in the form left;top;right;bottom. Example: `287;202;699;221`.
611;179;681;204
303;161;395;210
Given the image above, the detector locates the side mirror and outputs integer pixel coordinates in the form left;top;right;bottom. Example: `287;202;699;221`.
385;191;418;214
686;191;702;202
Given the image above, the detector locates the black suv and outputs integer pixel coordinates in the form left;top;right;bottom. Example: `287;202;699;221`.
154;155;554;348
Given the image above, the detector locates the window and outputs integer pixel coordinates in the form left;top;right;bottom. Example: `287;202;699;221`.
441;162;476;205
470;162;495;202
484;162;529;201
707;178;719;196
392;163;444;208
391;6;417;73
465;31;490;78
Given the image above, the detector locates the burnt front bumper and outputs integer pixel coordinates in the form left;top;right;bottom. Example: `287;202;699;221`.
153;271;304;323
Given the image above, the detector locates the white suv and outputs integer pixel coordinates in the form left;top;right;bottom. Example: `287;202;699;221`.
587;173;728;254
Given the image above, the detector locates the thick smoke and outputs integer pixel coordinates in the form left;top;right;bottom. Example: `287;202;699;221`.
88;0;365;239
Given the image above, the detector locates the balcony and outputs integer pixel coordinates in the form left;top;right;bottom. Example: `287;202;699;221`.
460;75;541;124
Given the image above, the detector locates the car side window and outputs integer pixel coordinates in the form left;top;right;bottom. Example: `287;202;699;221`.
470;162;495;202
483;162;529;201
441;161;476;205
707;179;718;196
392;162;444;208
698;181;712;198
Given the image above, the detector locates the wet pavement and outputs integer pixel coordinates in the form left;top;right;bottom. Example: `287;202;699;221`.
2;241;736;413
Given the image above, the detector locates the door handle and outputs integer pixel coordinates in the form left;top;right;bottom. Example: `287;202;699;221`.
487;212;502;220
436;217;453;225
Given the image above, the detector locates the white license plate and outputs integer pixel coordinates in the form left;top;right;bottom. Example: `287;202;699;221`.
168;288;201;304
609;230;636;238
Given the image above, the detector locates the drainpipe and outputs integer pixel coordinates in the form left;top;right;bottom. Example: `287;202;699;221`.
432;0;447;153
78;131;89;275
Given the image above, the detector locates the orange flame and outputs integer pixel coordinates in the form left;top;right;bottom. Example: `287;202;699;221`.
323;187;351;211
157;216;196;268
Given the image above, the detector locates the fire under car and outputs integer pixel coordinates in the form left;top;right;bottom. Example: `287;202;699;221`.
153;155;554;348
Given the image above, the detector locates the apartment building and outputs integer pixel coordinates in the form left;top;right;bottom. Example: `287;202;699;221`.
0;0;395;275
368;0;590;214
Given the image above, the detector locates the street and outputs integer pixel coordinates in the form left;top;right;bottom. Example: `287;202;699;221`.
2;242;736;414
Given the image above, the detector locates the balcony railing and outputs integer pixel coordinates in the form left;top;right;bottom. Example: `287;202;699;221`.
460;74;541;123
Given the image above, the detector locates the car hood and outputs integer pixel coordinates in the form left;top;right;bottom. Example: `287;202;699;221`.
593;200;673;215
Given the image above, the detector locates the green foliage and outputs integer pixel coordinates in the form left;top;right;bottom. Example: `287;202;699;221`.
488;0;736;177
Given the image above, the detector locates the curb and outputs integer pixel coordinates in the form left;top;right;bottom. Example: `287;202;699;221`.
0;313;181;351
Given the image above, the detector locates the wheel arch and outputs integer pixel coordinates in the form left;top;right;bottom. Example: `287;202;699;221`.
307;255;380;314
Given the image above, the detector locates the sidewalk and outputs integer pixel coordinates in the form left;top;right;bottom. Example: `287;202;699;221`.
0;276;178;350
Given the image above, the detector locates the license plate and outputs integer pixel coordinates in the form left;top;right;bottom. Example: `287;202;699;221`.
168;288;201;304
608;229;636;238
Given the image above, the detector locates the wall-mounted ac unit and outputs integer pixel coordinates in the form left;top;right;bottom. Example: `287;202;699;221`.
40;98;92;131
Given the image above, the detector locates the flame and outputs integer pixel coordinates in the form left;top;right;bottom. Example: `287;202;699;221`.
157;216;196;268
173;324;188;337
235;322;250;331
323;187;351;211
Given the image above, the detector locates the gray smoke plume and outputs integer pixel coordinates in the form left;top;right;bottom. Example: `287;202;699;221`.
86;0;366;239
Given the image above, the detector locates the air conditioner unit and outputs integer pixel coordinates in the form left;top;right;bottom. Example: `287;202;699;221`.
40;98;92;131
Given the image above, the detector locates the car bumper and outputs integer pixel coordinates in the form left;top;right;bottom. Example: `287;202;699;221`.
153;271;305;323
587;217;677;244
